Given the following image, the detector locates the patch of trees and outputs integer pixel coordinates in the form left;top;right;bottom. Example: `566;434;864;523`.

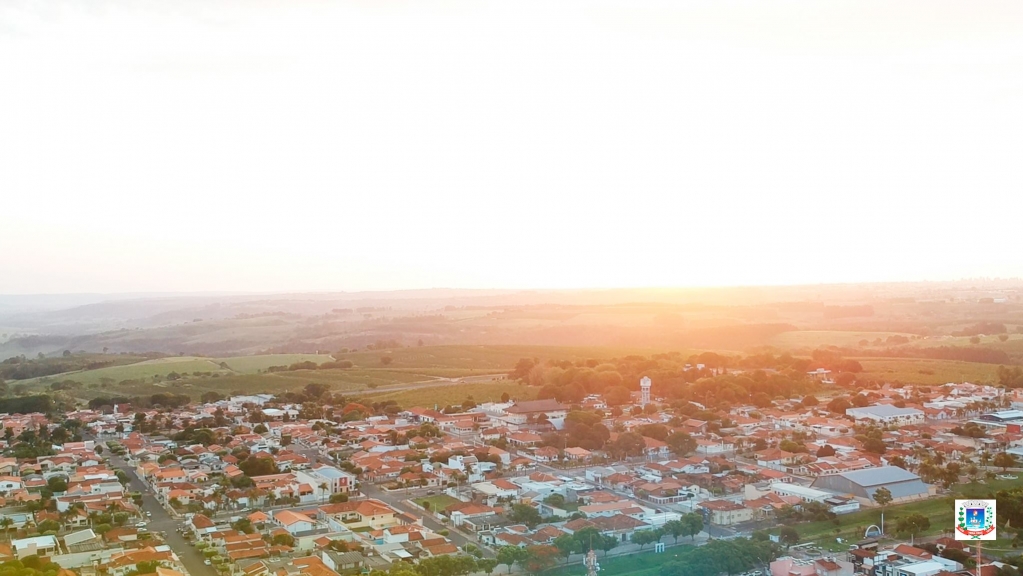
267;360;353;372
998;366;1023;388
0;395;56;415
238;454;280;477
0;354;121;380
659;537;779;576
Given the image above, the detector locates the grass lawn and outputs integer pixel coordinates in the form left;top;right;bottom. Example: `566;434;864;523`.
782;477;1023;555
542;546;694;576
414;494;459;513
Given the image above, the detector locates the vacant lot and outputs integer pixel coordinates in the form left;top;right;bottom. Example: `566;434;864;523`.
414;494;459;513
857;358;1001;385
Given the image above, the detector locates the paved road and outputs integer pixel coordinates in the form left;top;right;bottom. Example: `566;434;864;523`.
105;448;218;576
360;483;495;558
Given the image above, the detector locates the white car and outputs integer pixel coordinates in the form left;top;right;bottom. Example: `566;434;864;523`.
135;522;147;528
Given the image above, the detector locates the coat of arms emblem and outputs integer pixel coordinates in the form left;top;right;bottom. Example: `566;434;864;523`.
955;499;996;540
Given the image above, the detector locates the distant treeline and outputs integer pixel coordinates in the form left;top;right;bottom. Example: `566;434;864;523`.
823;345;1012;365
265;360;354;373
823;305;874;319
0;394;56;414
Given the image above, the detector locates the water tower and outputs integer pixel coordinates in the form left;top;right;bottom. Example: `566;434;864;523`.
640;376;651;407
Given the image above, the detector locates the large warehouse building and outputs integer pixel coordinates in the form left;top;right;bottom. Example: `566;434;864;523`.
810;466;932;505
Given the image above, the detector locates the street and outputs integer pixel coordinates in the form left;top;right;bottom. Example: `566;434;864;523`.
359;483;495;558
104;448;218;576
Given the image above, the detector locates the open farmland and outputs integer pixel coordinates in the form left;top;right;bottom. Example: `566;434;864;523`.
27;356;230;387
857;358;1002;385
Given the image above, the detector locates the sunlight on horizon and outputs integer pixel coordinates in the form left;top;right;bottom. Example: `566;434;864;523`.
2;0;1022;294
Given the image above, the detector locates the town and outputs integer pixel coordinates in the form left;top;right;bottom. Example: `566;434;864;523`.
3;365;1023;576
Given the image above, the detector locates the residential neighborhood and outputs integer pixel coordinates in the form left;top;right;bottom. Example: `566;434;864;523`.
1;372;1023;576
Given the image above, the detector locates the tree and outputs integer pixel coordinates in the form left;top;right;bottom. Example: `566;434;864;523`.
272;533;295;546
231;518;254;534
863;437;887;455
610;432;646;459
751;393;773;408
666;432;696;456
894;514;930;539
522;545;560;574
604;386;632;407
817;444;836;458
995;452;1017;472
779;526;799;548
662;519;686;543
682;513;703;541
873;487;893;508
598;534;618;557
508;504;543;528
477;559;498;576
381;356;393;366
632;529;661;550
496;546;526;574
553;534;580;562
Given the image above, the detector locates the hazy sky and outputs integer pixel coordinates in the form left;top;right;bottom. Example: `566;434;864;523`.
2;1;1022;294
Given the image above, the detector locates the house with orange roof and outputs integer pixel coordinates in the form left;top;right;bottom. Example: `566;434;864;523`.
272;510;317;535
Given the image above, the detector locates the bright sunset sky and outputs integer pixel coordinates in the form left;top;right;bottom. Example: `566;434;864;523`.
1;1;1022;294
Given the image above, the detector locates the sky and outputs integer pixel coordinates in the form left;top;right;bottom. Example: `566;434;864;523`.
2;0;1022;294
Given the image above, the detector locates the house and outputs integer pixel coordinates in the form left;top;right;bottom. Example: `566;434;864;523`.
273;510;317;534
700;500;753;526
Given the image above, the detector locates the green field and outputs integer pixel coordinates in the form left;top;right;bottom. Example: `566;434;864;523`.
28;356;229;386
781;477;1023;555
767;331;917;349
360;381;537;409
858;358;1001;385
414;494;460;512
